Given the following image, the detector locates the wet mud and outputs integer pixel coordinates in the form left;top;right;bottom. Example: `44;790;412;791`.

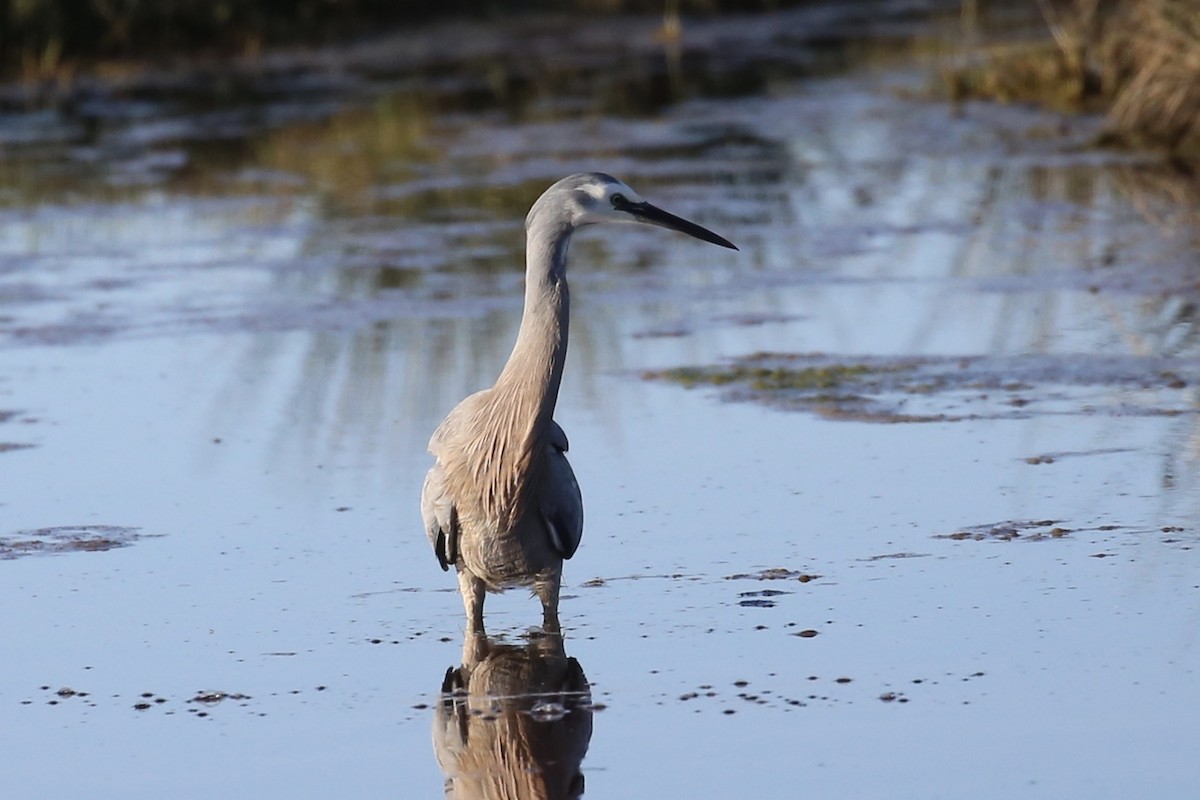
0;525;145;559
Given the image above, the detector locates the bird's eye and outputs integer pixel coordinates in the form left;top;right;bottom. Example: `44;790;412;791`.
610;193;627;208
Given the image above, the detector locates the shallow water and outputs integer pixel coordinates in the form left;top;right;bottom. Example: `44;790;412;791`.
2;5;1199;798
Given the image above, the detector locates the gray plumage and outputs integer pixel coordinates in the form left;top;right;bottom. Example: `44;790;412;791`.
422;173;736;633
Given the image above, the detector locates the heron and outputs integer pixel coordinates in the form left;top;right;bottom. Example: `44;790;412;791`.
421;172;737;634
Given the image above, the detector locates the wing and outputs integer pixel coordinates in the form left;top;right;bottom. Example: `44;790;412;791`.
424;392;490;571
421;461;459;571
540;421;583;560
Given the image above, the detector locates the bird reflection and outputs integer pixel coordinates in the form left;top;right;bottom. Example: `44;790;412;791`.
434;634;592;799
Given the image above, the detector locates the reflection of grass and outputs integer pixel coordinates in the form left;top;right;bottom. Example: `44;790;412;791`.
253;95;435;212
0;1;805;83
3;1;455;81
1113;161;1200;241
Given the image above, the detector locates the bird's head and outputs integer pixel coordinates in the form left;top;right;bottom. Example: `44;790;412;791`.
527;172;737;250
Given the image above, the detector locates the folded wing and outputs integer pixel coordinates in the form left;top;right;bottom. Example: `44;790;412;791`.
540;421;583;559
422;461;459;571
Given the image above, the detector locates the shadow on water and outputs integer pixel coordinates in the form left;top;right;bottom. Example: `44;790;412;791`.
435;634;592;800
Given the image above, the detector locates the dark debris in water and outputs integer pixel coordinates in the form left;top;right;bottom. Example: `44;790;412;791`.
24;684;329;717
667;669;990;713
0;409;34;453
725;567;822;582
1022;446;1135;465
937;519;1070;542
943;518;1196;552
0;525;147;560
860;551;930;561
738;588;791;608
644;352;1200;423
190;690;251;705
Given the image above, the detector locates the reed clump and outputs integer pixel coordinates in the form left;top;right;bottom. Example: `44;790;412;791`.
948;0;1200;154
1105;0;1200;152
944;0;1113;112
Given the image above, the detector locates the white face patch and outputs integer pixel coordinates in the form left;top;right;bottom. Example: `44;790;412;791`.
580;179;644;206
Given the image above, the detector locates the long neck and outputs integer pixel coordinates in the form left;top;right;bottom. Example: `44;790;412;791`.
459;218;571;530
493;222;571;430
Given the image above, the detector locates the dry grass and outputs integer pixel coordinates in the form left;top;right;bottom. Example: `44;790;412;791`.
1106;0;1200;152
942;0;1113;112
945;0;1200;154
943;39;1103;111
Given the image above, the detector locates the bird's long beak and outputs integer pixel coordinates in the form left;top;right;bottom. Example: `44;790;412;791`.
625;200;738;250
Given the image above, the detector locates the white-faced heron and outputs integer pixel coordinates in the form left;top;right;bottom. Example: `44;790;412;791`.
422;172;737;633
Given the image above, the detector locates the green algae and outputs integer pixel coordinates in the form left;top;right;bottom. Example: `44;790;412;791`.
643;351;1200;424
647;361;878;392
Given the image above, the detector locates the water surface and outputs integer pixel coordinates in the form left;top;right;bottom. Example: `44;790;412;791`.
1;5;1198;798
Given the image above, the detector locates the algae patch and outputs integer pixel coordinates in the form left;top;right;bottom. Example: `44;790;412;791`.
644;352;1200;423
654;361;877;391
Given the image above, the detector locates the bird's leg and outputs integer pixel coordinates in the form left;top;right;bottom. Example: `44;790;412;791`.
534;570;562;635
458;571;486;634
